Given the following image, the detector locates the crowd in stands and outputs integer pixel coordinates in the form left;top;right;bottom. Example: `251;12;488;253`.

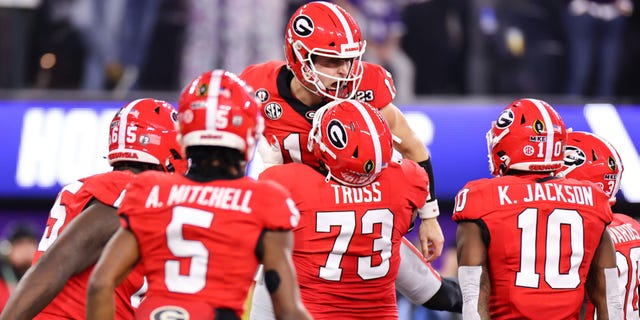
1;0;638;100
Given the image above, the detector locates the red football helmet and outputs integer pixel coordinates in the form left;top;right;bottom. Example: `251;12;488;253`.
558;131;623;204
285;1;366;100
487;98;568;176
108;98;185;173
178;69;264;161
308;99;392;187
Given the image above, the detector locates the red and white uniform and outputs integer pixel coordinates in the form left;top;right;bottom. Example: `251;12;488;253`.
33;171;145;320
453;175;613;319
585;213;640;320
259;160;426;319
240;60;395;168
118;171;298;320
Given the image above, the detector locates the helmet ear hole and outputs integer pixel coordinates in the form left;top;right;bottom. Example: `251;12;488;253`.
352;146;359;158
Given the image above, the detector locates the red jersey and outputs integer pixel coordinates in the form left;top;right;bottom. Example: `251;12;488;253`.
0;277;9;310
585;213;640;320
259;160;427;320
453;175;613;320
33;170;145;320
118;171;298;319
240;60;396;168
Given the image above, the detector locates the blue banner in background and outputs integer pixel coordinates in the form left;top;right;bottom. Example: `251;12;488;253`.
2;100;640;204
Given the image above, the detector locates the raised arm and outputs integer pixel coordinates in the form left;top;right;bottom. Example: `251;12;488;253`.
0;201;120;320
259;230;312;320
380;102;444;261
456;221;491;320
86;227;140;320
586;229;621;320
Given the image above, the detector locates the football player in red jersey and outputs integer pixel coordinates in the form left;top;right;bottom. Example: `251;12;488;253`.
0;99;185;320
241;1;460;313
86;70;311;320
558;131;631;319
454;98;622;319
258;99;431;319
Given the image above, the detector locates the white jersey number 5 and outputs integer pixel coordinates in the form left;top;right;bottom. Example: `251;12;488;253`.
165;206;213;294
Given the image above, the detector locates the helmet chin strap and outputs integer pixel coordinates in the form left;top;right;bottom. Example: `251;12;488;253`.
324;170;333;183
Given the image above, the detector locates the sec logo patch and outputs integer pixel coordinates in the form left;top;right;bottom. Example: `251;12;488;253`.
264;103;283;120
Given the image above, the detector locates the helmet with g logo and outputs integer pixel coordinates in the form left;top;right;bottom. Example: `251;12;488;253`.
308;99;392;186
557;131;623;204
486;98;567;176
178;70;264;161
108;98;185;173
284;1;366;100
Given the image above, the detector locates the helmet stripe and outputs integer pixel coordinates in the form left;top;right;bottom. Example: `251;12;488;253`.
206;70;224;131
530;99;555;163
319;2;354;43
117;99;144;150
350;100;382;174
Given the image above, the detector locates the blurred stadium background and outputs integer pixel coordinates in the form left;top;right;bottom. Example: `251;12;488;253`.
1;0;639;318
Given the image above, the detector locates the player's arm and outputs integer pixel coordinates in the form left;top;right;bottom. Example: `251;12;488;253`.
0;201;120;320
586;229;621;319
395;239;462;312
456;221;490;320
86;227;140;320
258;230;312;320
380;102;444;261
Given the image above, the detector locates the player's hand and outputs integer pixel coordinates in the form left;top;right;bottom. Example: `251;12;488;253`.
419;217;444;262
257;135;283;168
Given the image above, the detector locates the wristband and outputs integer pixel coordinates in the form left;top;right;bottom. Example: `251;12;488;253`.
418;199;440;219
418;159;436;201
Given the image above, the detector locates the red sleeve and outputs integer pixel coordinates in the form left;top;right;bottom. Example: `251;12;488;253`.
359;62;396;109
254;179;299;231
452;179;493;221
399;160;429;209
82;171;135;207
116;173;157;236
